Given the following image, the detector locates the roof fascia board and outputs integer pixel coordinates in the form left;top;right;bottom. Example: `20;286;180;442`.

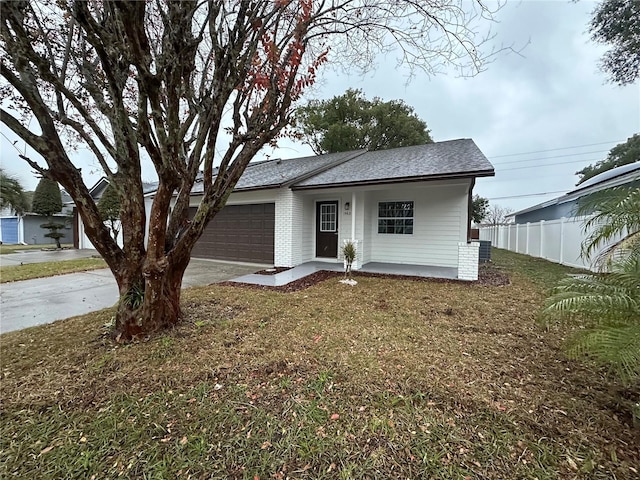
291;170;494;191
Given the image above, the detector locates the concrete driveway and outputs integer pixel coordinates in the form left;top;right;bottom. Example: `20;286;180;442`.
0;257;261;334
0;248;98;267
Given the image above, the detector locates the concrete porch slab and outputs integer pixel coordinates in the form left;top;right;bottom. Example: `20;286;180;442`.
229;261;458;287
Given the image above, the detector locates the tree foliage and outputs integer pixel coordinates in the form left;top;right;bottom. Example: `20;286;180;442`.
98;183;122;241
589;0;640;85
471;194;489;224
484;204;513;225
294;89;432;155
1;0;504;340
542;186;640;384
0;168;28;215
576;134;640;185
32;177;65;248
31;178;62;217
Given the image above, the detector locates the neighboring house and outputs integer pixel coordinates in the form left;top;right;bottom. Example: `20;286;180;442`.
0;191;74;245
508;162;640;224
481;162;639;270
74;177;157;249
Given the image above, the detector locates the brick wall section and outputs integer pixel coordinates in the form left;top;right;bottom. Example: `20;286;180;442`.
274;189;303;267
457;241;479;281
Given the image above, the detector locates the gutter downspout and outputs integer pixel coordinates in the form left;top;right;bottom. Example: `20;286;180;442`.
467;178;476;243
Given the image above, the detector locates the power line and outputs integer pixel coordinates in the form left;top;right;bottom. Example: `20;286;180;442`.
488;140;622;159
497;157;600;172
486;190;568;201
491;149;609;166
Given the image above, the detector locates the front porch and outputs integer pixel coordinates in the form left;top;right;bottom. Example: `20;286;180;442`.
229;261;458;287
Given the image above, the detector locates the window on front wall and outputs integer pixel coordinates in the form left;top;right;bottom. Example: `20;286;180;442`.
378;201;414;234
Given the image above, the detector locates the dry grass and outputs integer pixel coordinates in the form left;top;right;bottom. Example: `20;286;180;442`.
0;258;107;283
1;249;638;479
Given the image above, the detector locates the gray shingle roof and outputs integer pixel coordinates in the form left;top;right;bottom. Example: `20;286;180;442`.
191;150;365;193
178;139;492;196
293;139;493;189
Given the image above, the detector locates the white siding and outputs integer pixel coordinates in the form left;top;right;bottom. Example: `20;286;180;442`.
188;189;277;207
369;184;468;267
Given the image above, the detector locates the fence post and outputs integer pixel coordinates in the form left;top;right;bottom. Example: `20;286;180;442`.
540;220;545;259
526;222;530;254
515;224;520;253
559;217;565;264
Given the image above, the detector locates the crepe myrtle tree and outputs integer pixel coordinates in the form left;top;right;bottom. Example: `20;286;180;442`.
1;0;505;341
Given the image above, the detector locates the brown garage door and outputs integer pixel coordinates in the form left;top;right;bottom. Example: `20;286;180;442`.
190;203;274;264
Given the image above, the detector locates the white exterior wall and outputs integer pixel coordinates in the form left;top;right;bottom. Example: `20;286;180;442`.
273;189;304;267
79;218;123;249
368;183;468;267
296;180;471;269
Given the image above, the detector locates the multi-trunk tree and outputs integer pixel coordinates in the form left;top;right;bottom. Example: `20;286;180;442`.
1;0;503;340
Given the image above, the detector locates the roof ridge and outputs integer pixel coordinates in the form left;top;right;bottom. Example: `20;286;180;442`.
286;149;368;188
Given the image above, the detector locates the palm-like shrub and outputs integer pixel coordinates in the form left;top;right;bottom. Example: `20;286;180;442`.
542;185;640;382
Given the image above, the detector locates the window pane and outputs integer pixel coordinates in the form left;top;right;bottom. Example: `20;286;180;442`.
377;201;413;234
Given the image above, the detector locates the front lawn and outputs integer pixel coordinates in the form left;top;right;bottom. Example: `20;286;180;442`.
1;249;637;479
0;243;73;255
0;258;107;283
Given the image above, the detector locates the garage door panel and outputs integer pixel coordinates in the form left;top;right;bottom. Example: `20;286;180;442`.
190;203;274;263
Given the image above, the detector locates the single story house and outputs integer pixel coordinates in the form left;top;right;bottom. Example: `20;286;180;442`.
508;162;640;224
77;139;494;280
180;139;494;280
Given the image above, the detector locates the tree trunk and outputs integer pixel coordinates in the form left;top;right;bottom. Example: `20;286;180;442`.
113;254;190;341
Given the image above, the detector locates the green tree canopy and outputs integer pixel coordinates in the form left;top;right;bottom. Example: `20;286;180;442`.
471;195;489;224
0;169;28;215
589;0;640;85
576;134;640;185
294;89;432;155
31;177;62;217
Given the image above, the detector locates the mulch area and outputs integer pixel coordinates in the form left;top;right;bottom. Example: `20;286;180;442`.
220;262;510;293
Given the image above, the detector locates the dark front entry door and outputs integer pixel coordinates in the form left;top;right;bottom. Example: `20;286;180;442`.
316;201;339;258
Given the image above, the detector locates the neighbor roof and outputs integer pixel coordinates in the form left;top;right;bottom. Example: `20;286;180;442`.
509;161;640;218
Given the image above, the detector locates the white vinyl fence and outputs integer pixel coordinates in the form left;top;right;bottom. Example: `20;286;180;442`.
479;216;614;271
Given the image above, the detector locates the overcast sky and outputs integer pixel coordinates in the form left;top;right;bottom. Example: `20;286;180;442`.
2;0;638;213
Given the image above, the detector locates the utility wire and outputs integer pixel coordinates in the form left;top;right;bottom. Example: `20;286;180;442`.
486;190;568;201
488;140;622;159
491;149;609;165
497;158;600;172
